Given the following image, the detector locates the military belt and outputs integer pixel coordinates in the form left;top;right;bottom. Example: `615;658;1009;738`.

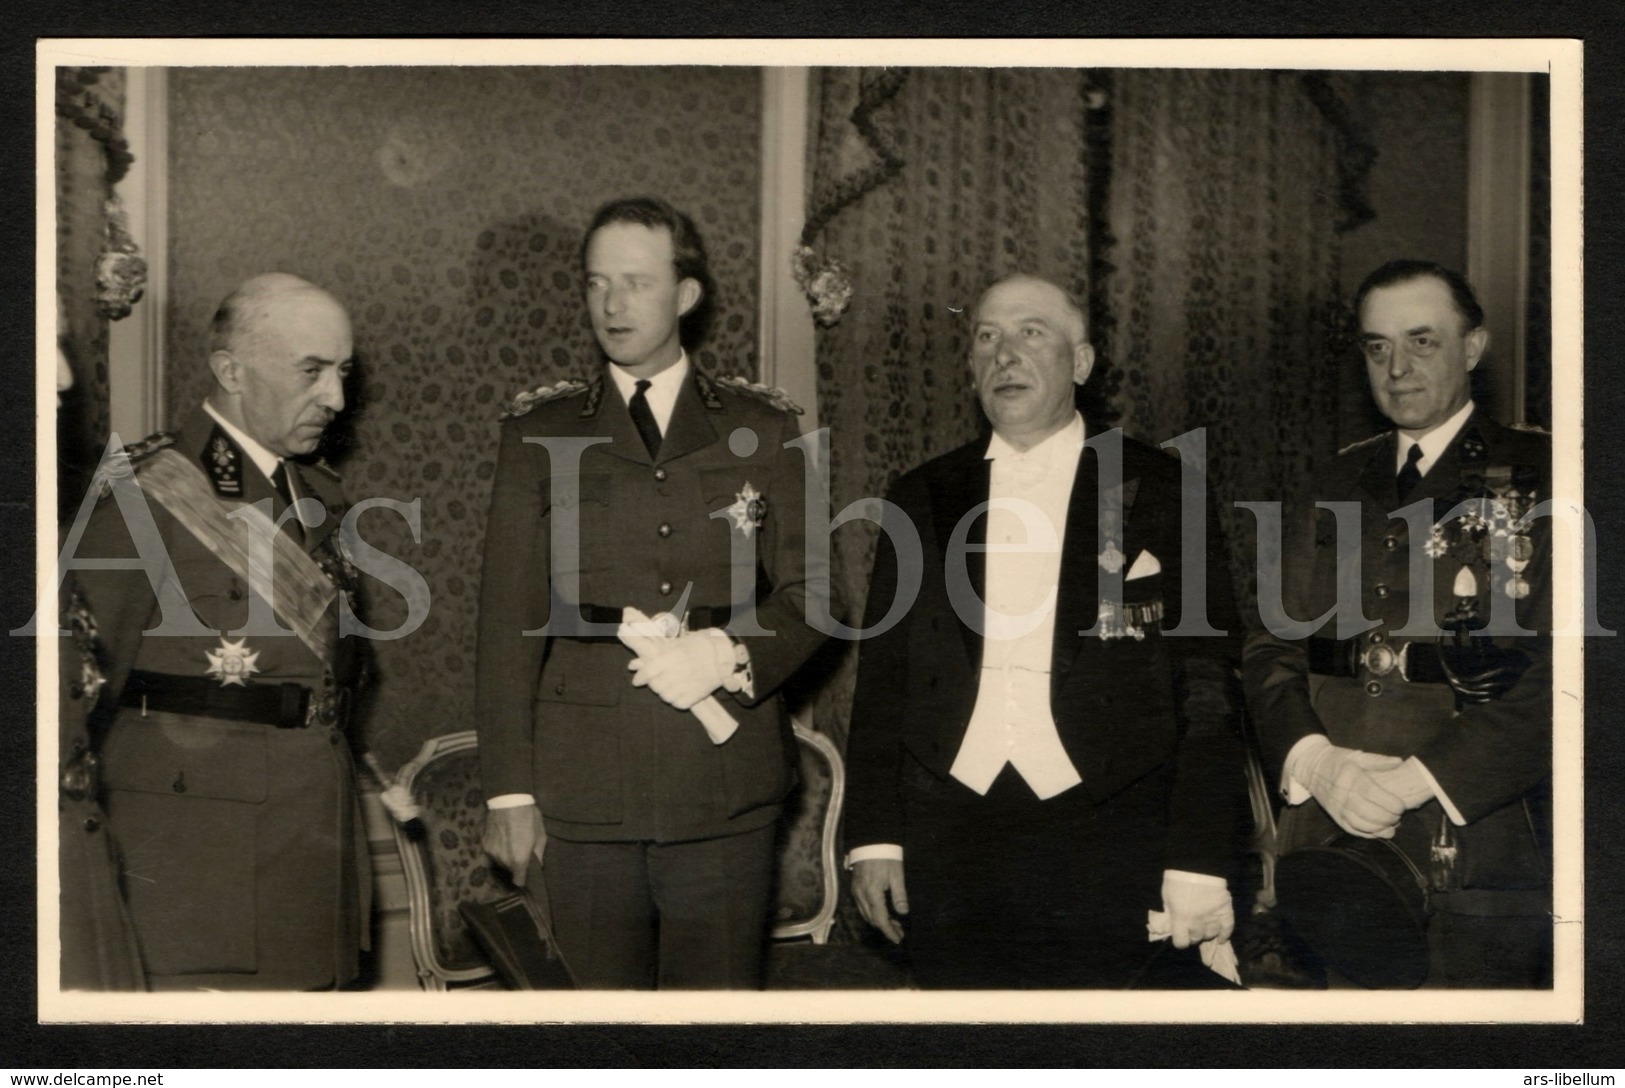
1306;637;1450;684
120;669;321;728
552;603;734;643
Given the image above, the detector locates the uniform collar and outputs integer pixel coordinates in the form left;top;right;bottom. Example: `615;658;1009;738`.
607;352;689;433
203;400;282;482
1397;400;1475;476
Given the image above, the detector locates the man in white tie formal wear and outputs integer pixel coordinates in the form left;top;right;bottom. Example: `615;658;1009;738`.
845;274;1247;988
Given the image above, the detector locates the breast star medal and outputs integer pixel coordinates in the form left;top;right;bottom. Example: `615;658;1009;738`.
726;483;768;538
205;636;261;687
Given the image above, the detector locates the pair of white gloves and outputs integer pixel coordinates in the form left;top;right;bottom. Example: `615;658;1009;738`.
1295;738;1436;839
855;860;1241;983
620;607;747;744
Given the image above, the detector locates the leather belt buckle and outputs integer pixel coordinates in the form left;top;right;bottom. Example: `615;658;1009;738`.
303;688;339;728
1360;640;1410;681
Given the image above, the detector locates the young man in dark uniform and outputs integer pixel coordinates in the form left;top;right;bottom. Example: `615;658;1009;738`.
476;198;833;989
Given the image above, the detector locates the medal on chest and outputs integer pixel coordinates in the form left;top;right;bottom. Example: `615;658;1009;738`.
204;635;261;687
724;482;768;538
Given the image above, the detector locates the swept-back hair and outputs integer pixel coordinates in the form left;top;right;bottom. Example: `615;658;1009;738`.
1354;259;1485;332
582;196;716;347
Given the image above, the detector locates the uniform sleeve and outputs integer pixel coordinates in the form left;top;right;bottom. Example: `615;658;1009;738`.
1241;493;1330;786
724;408;838;704
474;421;554;800
61;489;166;711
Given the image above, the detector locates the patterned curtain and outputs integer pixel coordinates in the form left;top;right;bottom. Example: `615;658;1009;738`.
56;66;140;517
802;67;1102;751
1099;69;1359;611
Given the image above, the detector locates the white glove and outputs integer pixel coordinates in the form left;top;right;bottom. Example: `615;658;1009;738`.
628;628;730;711
1159;873;1235;949
1147;873;1240;984
1300;742;1406;838
1368;758;1437;811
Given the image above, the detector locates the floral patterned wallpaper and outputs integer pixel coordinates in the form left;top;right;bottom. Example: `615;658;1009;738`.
164;66;763;765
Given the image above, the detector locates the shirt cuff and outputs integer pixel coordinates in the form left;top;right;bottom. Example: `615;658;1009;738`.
487;793;535;810
707;628;755;699
1280;733;1330;806
845;843;904;869
1164;869;1228;888
1409;757;1466;825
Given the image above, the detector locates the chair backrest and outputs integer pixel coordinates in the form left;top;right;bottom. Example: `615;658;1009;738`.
394;717;845;987
770;719;843;944
391;730;512;989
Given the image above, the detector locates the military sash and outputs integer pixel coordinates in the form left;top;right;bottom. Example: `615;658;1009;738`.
135;448;338;664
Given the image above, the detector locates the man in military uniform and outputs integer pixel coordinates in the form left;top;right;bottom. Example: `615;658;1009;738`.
61;273;370;990
1244;259;1552;987
476;196;833;989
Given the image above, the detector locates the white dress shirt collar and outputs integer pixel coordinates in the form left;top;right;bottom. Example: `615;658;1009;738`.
608;352;689;435
984;411;1086;468
1397;400;1475;477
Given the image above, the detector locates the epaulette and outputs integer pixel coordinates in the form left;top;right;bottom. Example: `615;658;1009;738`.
499;378;590;420
1337;432;1387;456
94;431;175;499
122;431;176;464
715;374;805;416
1507;421;1551;436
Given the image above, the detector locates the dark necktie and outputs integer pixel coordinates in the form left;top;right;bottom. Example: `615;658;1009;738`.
629;379;662;459
270;460;304;542
1396;442;1424;502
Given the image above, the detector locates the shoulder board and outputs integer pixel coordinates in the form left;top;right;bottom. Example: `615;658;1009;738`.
500;378;590;420
123;431;177;465
1507;421;1550;436
94;432;175;499
1337;432;1387;457
715;374;805;416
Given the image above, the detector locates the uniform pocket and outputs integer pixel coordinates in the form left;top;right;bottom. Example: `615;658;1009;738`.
534;639;624;709
101;712;269;803
100;712;263;976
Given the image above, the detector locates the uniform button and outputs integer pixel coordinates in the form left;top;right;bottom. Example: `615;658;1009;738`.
1365;680;1383;697
83;816;100;833
1369;631;1385;644
1383;536;1399;550
1374;585;1390;599
658;523;672;538
228;586;243;600
329;730;341;745
555;683;566;696
660;581;673;595
654;468;668;482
